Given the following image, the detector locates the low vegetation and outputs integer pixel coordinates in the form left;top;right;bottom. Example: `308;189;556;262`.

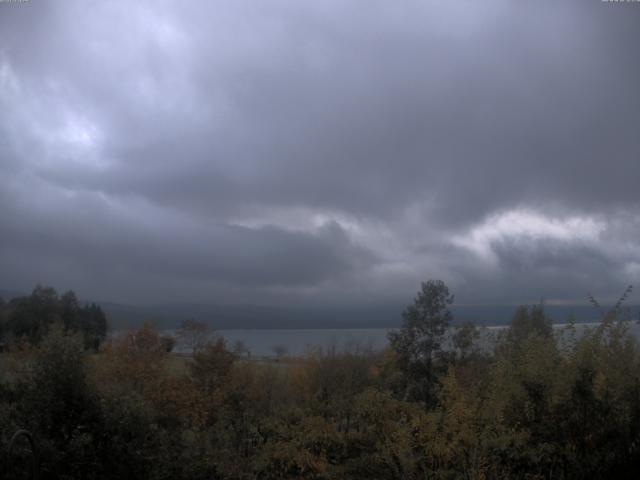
1;282;640;479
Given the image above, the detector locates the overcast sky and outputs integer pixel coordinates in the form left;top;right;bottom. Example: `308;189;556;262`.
1;0;639;309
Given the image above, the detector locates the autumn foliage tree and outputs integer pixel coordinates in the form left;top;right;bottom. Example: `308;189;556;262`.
190;336;236;395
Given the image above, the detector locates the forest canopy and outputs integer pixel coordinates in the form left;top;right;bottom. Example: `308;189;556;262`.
1;282;639;479
0;285;107;350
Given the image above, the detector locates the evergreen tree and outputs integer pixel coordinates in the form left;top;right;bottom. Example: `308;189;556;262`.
388;279;454;404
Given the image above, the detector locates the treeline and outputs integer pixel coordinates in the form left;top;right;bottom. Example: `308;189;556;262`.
0;285;107;350
1;281;640;479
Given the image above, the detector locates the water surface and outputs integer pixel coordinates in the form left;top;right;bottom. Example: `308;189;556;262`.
163;321;640;357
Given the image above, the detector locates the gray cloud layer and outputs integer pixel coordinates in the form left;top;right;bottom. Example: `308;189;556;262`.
1;0;640;308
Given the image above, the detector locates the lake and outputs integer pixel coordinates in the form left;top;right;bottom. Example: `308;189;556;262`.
164;321;640;357
170;328;391;357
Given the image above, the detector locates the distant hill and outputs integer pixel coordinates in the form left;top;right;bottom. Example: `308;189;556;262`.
452;304;640;326
2;287;638;330
0;289;26;301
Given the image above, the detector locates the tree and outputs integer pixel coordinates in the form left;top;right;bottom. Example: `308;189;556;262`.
60;290;81;332
98;322;167;395
506;303;552;349
80;302;107;350
0;297;6;342
7;285;61;343
177;319;209;354
388;280;454;404
452;321;480;360
2;287;107;349
60;291;108;349
190;336;235;395
17;324;100;477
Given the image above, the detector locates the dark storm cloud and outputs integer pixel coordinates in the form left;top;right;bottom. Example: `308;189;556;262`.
1;0;640;307
0;178;373;288
485;239;625;302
